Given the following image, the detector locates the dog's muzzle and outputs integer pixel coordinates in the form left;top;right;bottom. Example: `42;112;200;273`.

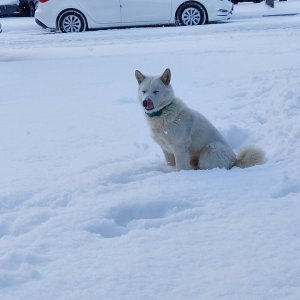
143;99;154;110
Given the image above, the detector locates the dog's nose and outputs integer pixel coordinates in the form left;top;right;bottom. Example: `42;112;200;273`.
143;98;152;108
143;99;154;110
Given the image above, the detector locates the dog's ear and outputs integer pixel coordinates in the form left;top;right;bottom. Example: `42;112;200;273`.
135;70;146;84
160;68;171;86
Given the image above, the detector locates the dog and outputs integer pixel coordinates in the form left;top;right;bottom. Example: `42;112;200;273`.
135;68;265;171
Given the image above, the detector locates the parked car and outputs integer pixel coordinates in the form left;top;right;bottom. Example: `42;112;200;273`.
231;0;263;4
35;0;234;33
22;0;38;17
0;0;19;16
0;0;38;17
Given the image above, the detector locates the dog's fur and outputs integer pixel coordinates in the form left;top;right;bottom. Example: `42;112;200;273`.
135;68;265;171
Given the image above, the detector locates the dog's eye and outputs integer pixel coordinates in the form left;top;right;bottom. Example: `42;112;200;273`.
153;90;159;95
142;91;146;94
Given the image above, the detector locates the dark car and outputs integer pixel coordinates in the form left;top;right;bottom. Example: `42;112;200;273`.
0;0;38;17
232;0;263;4
0;1;19;17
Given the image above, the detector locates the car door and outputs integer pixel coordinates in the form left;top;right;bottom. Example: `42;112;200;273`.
78;0;121;24
120;0;172;24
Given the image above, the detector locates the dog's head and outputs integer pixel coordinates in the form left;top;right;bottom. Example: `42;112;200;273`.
135;68;174;114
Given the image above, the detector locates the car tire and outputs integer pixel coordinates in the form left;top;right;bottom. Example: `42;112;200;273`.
176;2;207;26
58;10;87;33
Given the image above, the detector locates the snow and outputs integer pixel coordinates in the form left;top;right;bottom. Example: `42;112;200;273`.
1;1;300;299
233;0;300;18
0;0;18;5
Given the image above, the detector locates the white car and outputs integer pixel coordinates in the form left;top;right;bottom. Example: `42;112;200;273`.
35;0;233;33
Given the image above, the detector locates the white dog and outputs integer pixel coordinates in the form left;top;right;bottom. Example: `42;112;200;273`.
135;68;265;171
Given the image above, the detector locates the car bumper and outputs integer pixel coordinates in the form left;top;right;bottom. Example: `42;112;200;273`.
217;7;233;17
35;18;49;29
210;1;234;21
35;5;57;30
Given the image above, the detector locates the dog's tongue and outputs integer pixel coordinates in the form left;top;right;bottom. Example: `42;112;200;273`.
143;99;154;110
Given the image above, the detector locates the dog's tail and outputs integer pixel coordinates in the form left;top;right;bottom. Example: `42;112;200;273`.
234;146;265;168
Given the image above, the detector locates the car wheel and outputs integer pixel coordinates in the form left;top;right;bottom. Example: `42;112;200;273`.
58;10;87;33
176;2;206;26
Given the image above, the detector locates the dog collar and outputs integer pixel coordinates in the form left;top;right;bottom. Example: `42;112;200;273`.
145;103;172;118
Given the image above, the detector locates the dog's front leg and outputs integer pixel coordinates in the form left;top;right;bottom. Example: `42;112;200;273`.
173;146;191;171
163;150;176;166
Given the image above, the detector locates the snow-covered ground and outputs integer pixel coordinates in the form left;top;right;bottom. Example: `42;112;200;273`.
1;1;300;299
0;0;18;5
